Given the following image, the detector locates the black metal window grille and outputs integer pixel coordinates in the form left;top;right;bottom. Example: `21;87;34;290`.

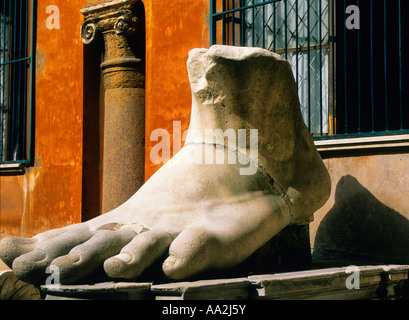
210;0;408;139
1;0;35;165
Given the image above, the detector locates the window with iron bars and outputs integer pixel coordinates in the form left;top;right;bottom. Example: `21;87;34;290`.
0;0;35;168
210;0;408;140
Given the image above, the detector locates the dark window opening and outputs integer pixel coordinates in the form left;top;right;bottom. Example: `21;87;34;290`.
0;0;35;166
210;0;409;139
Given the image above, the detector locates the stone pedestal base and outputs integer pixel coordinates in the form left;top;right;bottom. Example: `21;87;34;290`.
40;265;409;300
36;227;409;300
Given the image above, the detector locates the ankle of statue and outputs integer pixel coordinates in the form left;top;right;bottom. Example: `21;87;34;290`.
257;166;295;225
184;141;296;224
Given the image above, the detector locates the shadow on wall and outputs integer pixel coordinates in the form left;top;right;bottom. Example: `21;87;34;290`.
313;175;409;265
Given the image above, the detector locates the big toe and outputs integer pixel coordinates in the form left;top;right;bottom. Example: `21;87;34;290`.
0;237;37;268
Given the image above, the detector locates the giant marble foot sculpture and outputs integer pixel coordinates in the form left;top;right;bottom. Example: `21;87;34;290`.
0;45;331;286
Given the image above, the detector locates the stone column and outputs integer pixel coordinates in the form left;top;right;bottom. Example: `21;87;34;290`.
81;0;145;213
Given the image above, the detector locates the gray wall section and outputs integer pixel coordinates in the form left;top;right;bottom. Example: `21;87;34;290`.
311;152;409;265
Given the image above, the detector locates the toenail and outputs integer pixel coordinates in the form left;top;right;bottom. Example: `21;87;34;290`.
163;255;176;268
65;253;81;264
116;253;132;263
30;250;47;262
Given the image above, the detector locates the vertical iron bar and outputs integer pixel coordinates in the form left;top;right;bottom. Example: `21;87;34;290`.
331;0;335;135
0;0;5;160
284;0;287;59
273;1;276;51
252;0;255;46
22;0;29;159
384;0;388;131
1;0;3;156
4;1;10;160
5;0;9;159
357;0;361;133
398;0;403;130
343;0;348;134
7;0;11;158
210;0;215;44
16;1;22;160
16;0;23;160
14;0;20;160
232;0;235;45
319;0;323;135
28;0;35;164
6;0;11;160
19;1;22;60
8;0;13;159
307;0;311;130
296;0;299;90
262;2;265;48
19;0;25;159
222;0;226;44
8;0;12;159
370;0;374;131
240;0;244;46
10;0;17;159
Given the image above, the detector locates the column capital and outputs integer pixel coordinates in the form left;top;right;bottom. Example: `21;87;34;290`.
80;0;145;89
80;0;141;44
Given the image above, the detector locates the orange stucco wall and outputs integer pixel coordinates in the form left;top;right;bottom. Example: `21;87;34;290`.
144;0;211;180
0;1;86;238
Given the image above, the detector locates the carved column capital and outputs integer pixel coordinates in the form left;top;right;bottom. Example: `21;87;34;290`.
80;0;141;44
80;0;145;89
